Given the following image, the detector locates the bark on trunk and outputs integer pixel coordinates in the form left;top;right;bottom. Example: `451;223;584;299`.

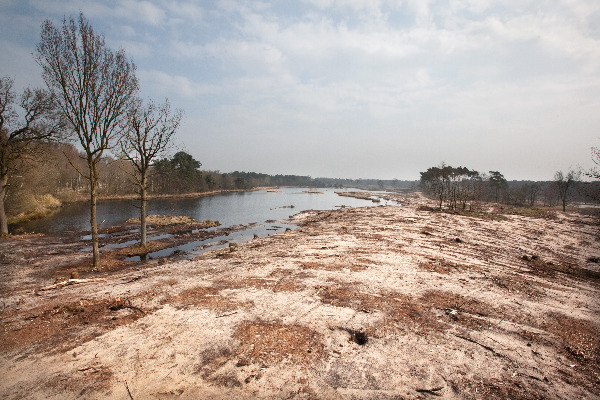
140;174;147;246
0;174;8;235
90;165;100;269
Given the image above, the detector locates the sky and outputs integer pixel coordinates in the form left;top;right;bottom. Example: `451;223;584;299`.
1;0;599;181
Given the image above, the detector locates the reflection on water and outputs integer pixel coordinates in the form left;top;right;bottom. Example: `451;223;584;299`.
124;221;300;261
18;188;390;234
18;187;394;259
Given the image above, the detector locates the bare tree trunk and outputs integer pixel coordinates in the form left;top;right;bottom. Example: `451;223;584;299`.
140;173;147;246
0;174;8;235
89;163;100;269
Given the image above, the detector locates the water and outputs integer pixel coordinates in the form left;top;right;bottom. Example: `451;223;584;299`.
17;188;393;258
18;188;390;234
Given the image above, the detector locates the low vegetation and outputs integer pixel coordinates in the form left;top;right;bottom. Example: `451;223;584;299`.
7;194;61;226
125;215;220;228
419;162;599;212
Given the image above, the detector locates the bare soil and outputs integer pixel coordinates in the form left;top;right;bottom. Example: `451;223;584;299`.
1;192;599;399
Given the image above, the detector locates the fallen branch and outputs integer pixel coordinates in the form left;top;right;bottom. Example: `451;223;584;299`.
123;276;143;284
416;386;443;396
526;374;548;383
216;311;238;318
125;305;146;315
124;380;134;400
453;333;500;355
457;332;524;370
36;278;96;292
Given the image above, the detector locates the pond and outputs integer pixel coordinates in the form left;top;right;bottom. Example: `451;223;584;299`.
16;188;394;260
17;187;392;234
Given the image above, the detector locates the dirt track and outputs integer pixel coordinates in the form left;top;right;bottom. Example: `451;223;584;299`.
1;192;599;399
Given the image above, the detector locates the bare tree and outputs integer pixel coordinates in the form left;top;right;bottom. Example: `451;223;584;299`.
582;146;600;205
36;13;138;268
527;182;541;207
0;76;63;234
121;99;182;246
554;170;580;212
586;146;599;180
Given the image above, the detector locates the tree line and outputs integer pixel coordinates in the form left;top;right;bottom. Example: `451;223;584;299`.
419;163;599;211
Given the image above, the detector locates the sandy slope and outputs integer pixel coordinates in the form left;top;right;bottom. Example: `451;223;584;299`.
1;193;599;399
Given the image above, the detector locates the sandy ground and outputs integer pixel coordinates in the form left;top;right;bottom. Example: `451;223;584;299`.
0;192;599;399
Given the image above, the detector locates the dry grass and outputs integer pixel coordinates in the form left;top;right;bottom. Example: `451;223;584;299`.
234;320;325;367
300;261;368;272
543;313;600;390
546;313;600;367
47;363;114;396
317;286;446;336
522;254;600;282
496;206;557;219
418;258;469;274
0;297;146;354
170;285;252;312
488;273;547;300
8;194;62;226
213;276;304;293
416;205;510;221
126;214;220;227
110;240;173;257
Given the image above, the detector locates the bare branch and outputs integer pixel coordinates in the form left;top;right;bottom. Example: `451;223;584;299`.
119;97;182;245
0;75;66;234
36;12;138;266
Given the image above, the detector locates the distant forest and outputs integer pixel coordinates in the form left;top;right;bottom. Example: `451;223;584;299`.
418;164;599;211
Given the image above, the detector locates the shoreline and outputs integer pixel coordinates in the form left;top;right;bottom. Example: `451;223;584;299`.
95;186;279;202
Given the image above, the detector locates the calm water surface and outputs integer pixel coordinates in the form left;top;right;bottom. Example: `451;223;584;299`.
18;187;390;234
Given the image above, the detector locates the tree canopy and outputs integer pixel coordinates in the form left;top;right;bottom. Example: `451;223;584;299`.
420;164;481;209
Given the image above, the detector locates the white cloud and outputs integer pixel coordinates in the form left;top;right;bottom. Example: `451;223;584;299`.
0;40;45;90
31;0;167;26
115;1;166;25
164;1;205;22
138;69;199;99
